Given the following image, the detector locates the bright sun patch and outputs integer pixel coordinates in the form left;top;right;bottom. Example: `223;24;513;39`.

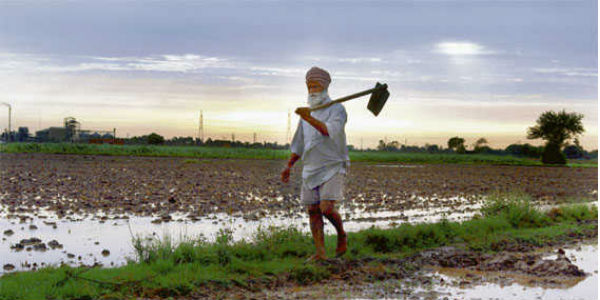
435;42;486;55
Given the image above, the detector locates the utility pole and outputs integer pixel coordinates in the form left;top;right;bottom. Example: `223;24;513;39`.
1;102;11;141
198;110;204;142
360;138;363;151
253;132;257;144
231;133;235;142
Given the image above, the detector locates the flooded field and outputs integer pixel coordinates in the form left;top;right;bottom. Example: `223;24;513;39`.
0;153;597;299
0;198;483;274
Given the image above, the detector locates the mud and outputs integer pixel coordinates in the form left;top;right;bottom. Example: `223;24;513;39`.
0;153;596;219
188;240;597;300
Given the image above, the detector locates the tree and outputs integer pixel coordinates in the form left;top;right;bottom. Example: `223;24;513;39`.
447;137;466;154
505;143;543;158
473;137;489;153
563;144;584;159
474;137;487;148
527;110;584;164
147;132;165;145
425;144;439;153
377;140;400;151
563;138;585;159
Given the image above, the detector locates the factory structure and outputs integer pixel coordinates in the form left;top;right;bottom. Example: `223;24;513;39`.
35;117;122;144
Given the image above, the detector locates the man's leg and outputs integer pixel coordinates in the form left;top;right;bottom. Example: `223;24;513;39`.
319;200;347;257
308;203;326;259
303;180;326;260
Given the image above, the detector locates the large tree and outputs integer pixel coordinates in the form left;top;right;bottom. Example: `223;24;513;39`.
527;110;584;164
447;136;466;153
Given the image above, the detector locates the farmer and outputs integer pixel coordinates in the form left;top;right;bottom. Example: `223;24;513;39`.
281;66;350;261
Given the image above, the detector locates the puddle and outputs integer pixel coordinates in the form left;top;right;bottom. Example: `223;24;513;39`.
0;199;480;274
0;201;595;280
424;244;598;300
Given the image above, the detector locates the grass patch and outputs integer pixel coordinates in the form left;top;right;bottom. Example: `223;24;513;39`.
0;192;596;299
2;142;596;166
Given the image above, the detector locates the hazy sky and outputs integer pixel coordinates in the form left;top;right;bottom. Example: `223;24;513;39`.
0;0;597;149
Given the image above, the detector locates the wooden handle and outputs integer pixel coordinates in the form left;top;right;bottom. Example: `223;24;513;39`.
309;84;386;111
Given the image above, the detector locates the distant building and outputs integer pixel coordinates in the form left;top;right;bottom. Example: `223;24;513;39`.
17;127;30;142
36;127;67;142
34;117;116;143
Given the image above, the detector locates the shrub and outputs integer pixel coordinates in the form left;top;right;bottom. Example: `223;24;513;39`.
481;191;550;228
147;133;165;145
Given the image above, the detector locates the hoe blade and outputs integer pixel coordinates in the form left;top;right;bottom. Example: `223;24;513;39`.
367;82;389;116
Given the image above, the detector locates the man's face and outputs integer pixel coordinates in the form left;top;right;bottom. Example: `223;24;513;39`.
307;80;324;94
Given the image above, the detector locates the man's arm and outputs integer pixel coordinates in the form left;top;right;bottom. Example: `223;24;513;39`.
287;152;301;168
281;152;300;183
282;120;304;183
294;107;329;136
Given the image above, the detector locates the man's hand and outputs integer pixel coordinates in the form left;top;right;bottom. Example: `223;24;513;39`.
295;107;311;120
294;106;329;136
282;153;300;183
281;167;291;183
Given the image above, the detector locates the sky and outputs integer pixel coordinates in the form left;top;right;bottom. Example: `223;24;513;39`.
0;0;597;149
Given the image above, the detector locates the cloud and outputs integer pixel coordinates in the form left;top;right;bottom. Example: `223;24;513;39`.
337;57;383;64
0;53;230;73
533;67;598;77
300;55;384;64
434;41;492;56
247;66;305;77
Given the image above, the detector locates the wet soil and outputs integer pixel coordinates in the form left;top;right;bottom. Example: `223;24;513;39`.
187;232;597;300
0;153;596;218
0;153;597;299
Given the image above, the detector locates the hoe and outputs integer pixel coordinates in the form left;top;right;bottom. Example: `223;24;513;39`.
309;82;390;116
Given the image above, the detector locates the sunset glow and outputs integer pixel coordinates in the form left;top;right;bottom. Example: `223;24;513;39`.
0;1;596;149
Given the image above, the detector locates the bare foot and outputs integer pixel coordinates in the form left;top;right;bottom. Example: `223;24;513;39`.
305;253;327;263
335;233;347;257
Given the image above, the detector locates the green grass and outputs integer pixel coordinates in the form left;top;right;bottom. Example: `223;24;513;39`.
0;192;596;299
2;142;597;166
0;142;289;160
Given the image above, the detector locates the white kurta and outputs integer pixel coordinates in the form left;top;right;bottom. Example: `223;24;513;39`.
290;101;350;189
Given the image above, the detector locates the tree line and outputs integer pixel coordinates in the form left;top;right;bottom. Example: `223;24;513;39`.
125;133;289;150
4;110;594;164
375;110;595;163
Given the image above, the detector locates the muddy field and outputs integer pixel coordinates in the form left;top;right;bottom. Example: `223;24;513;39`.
0;153;598;299
0;153;596;219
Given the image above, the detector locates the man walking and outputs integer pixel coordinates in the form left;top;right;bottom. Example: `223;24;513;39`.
281;66;350;261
